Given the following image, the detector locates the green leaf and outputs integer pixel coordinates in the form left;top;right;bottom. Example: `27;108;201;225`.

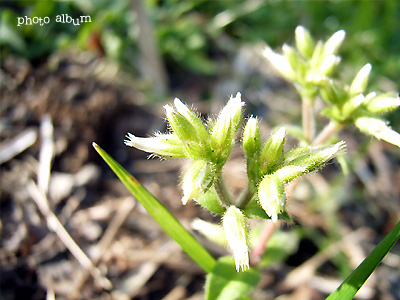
326;220;400;300
93;143;216;273
205;256;261;300
0;10;27;53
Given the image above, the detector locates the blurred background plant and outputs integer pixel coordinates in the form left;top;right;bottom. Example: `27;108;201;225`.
1;1;399;299
2;1;399;86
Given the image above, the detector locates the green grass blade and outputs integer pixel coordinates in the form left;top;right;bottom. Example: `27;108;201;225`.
93;143;216;273
326;220;400;300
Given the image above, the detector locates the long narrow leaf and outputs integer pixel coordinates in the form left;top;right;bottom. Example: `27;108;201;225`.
93;142;216;273
326;220;400;300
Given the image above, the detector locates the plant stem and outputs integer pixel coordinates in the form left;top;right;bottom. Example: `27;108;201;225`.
215;175;234;207
250;220;276;265
236;185;253;209
302;96;315;144
312;121;342;145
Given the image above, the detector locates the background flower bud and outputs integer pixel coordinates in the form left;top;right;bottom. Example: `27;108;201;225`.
223;206;249;272
319;55;340;76
342;94;365;117
282;44;300;71
323;29;346;57
365;93;400;113
350;63;372;96
263;47;296;80
295;26;315;59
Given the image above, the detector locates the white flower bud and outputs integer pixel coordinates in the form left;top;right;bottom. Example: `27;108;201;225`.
124;133;185;158
282;44;299;70
319;55;340;75
258;175;285;223
323;29;346;57
365;93;400;113
223;206;249;272
263;47;295;80
350;63;372;96
295;26;315;58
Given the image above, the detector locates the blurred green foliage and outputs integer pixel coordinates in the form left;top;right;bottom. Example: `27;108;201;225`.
1;0;399;83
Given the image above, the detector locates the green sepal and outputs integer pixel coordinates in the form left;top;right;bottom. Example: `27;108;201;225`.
210;93;244;165
166;109;204;159
282;44;300;73
285;141;346;174
181;160;216;204
273;165;307;183
172;98;210;146
242;117;262;158
364;92;400;114
195;186;226;215
260;127;286;173
243;202;292;221
355;117;400;148
310;41;325;67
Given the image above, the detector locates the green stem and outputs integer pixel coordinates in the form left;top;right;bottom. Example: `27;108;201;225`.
214;175;233;207
236;185;253;209
302;96;315;144
312;121;342;145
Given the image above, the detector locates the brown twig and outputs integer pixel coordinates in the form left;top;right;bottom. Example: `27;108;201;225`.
71;197;136;296
28;181;112;290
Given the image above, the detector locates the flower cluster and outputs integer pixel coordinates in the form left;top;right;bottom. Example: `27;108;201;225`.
263;26;400;147
125;93;345;271
126;93;243;204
